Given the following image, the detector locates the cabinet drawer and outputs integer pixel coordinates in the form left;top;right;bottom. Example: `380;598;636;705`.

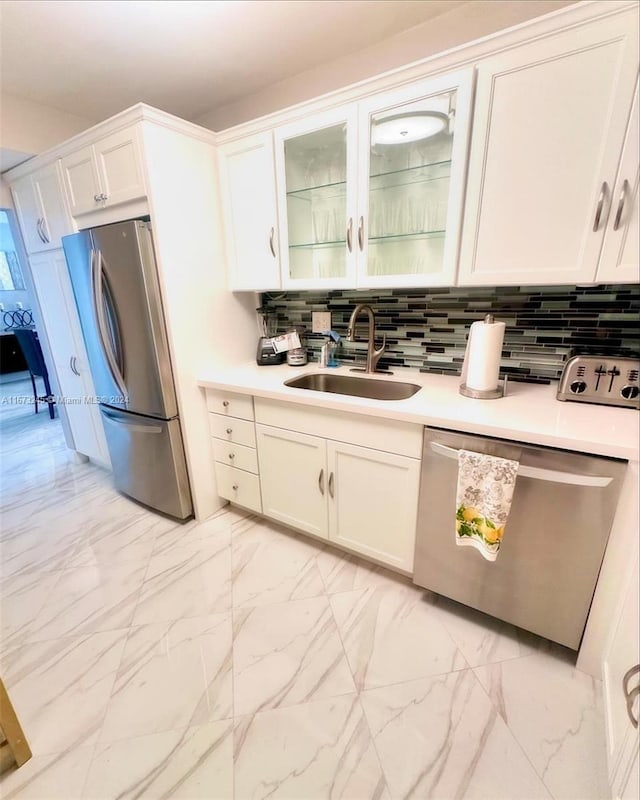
206;389;254;420
215;463;262;513
211;438;259;474
208;414;256;447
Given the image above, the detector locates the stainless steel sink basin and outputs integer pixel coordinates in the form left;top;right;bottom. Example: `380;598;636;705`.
284;373;421;401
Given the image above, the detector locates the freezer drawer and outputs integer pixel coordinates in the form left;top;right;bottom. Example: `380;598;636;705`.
100;406;192;519
413;427;626;649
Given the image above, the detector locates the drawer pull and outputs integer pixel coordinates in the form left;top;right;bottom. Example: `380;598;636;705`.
328;471;335;498
222;401;229;408
226;428;232;434
318;468;325;495
623;664;640;729
592;181;608;232
232;484;239;491
228;453;235;460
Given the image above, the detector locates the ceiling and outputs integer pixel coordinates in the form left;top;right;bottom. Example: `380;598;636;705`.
0;0;467;123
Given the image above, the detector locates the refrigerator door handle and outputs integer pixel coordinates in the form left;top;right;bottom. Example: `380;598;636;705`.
102;408;163;434
91;248;128;401
429;441;613;487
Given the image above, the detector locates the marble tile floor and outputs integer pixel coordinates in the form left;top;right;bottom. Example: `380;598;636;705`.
0;394;610;799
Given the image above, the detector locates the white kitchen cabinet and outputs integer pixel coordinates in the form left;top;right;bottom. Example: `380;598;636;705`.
598;82;639;284
11;163;74;254
61;125;146;217
271;70;473;291
255;409;421;570
603;551;639;800
256;424;328;538
218;132;281;291
356;69;473;289
327;440;420;571
459;9;639;286
29;250;110;465
275;105;359;290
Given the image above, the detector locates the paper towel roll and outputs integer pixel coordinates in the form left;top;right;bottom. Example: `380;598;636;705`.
462;317;506;392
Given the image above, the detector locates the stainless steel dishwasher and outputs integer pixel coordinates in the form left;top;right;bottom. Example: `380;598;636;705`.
413;427;627;649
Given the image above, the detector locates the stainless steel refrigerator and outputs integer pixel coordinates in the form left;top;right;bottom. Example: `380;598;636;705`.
62;220;192;519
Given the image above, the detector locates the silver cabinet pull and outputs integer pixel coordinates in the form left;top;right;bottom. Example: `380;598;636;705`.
94;193;102;203
73;357;79;375
225;427;232;434
613;179;629;231
318;468;325;495
40;218;50;243
592;181;608;232
222;400;229;408
69;356;80;376
357;216;364;251
228;452;235;460
346;218;353;253
36;218;46;243
232;484;239;491
269;226;276;258
623;664;640;729
328;471;334;498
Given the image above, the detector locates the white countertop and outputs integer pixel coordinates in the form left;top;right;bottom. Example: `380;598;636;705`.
198;362;639;462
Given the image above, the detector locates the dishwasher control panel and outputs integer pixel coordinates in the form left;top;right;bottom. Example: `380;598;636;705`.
557;355;640;409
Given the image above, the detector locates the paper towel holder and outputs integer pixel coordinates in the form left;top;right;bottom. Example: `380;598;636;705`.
459;375;508;400
459;314;508;399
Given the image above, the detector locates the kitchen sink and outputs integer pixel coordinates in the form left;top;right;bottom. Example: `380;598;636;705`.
284;373;421;401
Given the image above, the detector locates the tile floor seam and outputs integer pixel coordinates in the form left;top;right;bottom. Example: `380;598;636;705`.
354;692;394;800
471;662;561;800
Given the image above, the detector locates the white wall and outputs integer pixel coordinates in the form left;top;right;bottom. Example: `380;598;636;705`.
0;92;96;158
197;0;575;131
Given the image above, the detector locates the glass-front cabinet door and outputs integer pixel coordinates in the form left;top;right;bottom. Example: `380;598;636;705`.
275;106;358;289
356;69;473;287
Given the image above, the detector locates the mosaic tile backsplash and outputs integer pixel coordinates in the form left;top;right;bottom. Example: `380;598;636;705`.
261;285;640;384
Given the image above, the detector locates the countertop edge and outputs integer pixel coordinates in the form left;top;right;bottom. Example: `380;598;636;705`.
198;366;640;462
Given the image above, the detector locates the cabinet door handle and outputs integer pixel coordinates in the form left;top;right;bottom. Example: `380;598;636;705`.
592;181;608;232
613;179;629;231
346;217;353;253
226;427;233;435
318;468;325;495
36;218;46;243
328;471;334;498
70;356;79;376
94;193;102;203
357;216;364;251
222;400;229;408
228;452;235;460
269;226;276;258
41;218;50;243
232;484;239;491
623;664;640;729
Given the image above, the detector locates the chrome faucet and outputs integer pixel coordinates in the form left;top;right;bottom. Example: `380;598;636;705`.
346;304;386;374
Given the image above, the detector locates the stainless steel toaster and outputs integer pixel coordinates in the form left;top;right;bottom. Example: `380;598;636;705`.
557;355;640;409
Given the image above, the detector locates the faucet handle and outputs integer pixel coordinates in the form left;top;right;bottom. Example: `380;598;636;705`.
372;333;386;370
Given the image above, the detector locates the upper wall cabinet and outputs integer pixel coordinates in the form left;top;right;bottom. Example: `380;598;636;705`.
458;10;639;286
218;132;281;291
272;69;473;291
61;125;146;217
597;81;639;284
356;69;473;288
11;162;74;254
275;105;359;290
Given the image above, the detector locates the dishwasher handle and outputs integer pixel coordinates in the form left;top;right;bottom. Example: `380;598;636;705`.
429;441;613;487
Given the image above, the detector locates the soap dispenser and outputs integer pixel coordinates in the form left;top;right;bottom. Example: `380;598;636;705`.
319;331;340;368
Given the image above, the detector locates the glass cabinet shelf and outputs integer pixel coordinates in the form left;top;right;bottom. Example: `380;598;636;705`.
370;159;451;191
286;180;347;202
369;230;445;244
289;239;347;250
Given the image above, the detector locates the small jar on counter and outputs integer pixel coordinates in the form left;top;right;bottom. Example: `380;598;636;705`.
286;327;308;366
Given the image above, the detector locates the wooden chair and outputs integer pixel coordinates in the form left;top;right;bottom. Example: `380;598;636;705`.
0;679;31;774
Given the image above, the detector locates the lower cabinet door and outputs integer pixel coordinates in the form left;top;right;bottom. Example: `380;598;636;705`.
56;360;109;465
256;424;328;539
327;440;420;571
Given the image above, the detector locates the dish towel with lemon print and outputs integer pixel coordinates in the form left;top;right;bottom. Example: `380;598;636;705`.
455;449;519;561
